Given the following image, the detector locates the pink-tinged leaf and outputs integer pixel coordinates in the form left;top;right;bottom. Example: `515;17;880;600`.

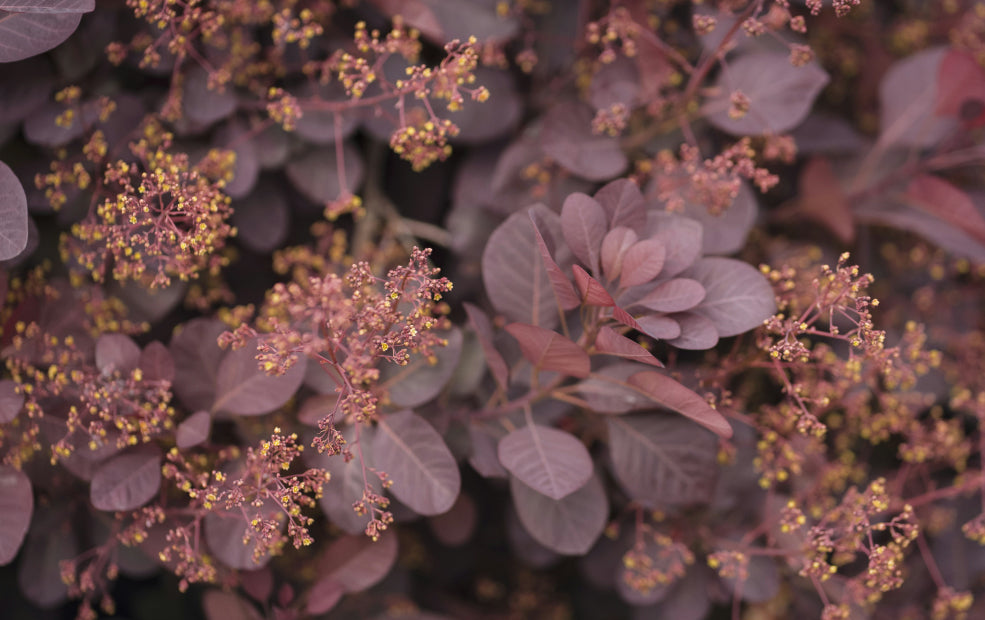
139;341;174;382
170;318;227;412
203;590;263;620
0;379;24;423
22;99;99;147
0;465;32;564
498;425;592;500
231;180;290;254
666;313;719;350
375;0;518;44
468;424;508;479
644;212;703;278
792;157;854;244
530;214;581;311
541;101;628;181
304;427;380;535
505;323;590;379
572;264;615;307
315;530;398;592
175;411;211;449
0;161;28;260
0;10;82;62
205;497;283;570
212;340;306;416
463;303;509;391
721;553;780;603
510;471;608;555
428;493;477;547
449;67;523;143
182;64;236;126
607;414;719;508
594;178;647;230
705;51;829;135
631;564;713;617
297;394;337;427
214;120;259;199
636;315;682;340
17;512;76;607
633;279;706;314
292;81;359;144
378;328;463;408
576;364;654;414
483;204;572;329
594;326;663;367
880;47;957;148
627;371;732;438
903;174;985;244
561;192;608;274
612;306;641;331
590;56;640;111
95;333;140;375
681;257;777;338
373;410;460;515
935;49;985;124
619;239;666;288
241;568;273;604
506;506;561;568
305;578;344;615
285;142;365;206
680;181;759;255
0;1;94;12
90;446;162;512
855;202;985;262
600;227;638;282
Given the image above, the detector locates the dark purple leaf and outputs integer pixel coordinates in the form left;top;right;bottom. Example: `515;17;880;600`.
203;590;263;620
17;514;76;607
0;378;23;423
666;313;719;350
170;318;227;412
594;326;663;367
468;424;508;478
620;239;666;288
373;410;460;515
22;98;100;146
231;180;290;254
601;227;639;282
428;493;477;546
595;179;647;230
212;340;305;416
681;257;777;338
378;328;462;408
463;302;509;391
376;0;518;44
530;213;581;311
0;10;82;62
510;471;608;555
498;425;592;500
721;554;780;603
880;47;956;148
572;264;615;307
285;142;365;206
541;101;627;181
0;161;28;260
505;322;590;379
304;427;379;535
643;212;703;278
627;371;732;438
109;278;186;324
306;578;344;615
483;204;572;329
176;411;211;449
590;56;640;110
631;565;713;620
297;394;337;427
0;1;93;11
633;279;706;314
0;465;32;564
293;81;359;144
561;192;607;274
205;498;282;570
0;56;52;123
95;333;140;374
214;120;259;199
90;446;162;511
139;340;175;382
449;67;522;143
705;51;829;135
506;505;561;568
857;201;985;262
903;174;985;244
254;123;290;169
183;65;236;126
636;315;682;340
576;364;654;414
607;414;719;508
315;530;398;592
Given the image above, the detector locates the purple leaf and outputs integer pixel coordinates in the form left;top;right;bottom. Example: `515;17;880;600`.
231;180;290;253
619;239;666;288
285;142;365;205
315;530;398;592
175;411;211;449
595;179;647;230
590;56;640;110
594;326;663;367
468;424;508;479
214;120;259;199
903;174;985;244
212;340;305;416
636;315;682;340
705;51;829;135
576;364;654;414
95;333;140;375
627;371;732;438
666;313;719;350
203;590;263;620
643;212;703;278
0;465;32;564
633;279;706;314
373;410;460;515
463;302;509;392
90;446;162;511
297;394;337;427
561;192;608;274
0;10;83;63
22;99;100;146
139;341;175;383
679;181;759;255
856;201;985;263
541;101;627;181
498;425;592;500
0;378;24;423
510;471;608;555
505;322;590;379
293;81;359;144
449;67;522;143
0;161;28;260
306;578;344;615
0;56;52;126
304;427;380;535
17;512;76;607
607;414;719;508
572;264;615;307
681;257;777;338
880;47;956;148
631;565;713;619
428;493;477;546
530;213;581;311
205;497;282;570
612;305;641;331
170;318;227;412
721;553;780;603
601;227;639;282
378;328;462;408
183;65;236;126
373;0;518;45
0;1;94;12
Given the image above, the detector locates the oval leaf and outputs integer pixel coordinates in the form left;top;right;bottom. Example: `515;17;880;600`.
627;370;732;438
594;326;663;367
378;328;462;408
510;471;608;555
541;102;627;181
95;333;140;374
666;313;720;350
90;446;162;511
0;465;32;564
202;590;263;620
212;340;305;416
505;322;590;378
0;10;83;63
619;239;666;288
176;411;211;449
0;161;28;260
561;192;607;274
595;179;647;230
315;530;398;592
681;257;777;338
601;226;639;282
170;318;227;412
0;378;24;423
633;278;706;314
880;47;956;148
498;425;592;500
285;142;365;205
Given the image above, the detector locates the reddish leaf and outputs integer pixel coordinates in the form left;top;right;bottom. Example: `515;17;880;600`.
594;326;663;367
463;302;509;391
530;214;580;311
90;446;162;511
0;379;24;423
428;493;477;547
619;239;666;288
612;305;642;331
0;161;28;260
627;370;732;438
505;323;590;379
241;568;274;604
600;227;639;282
468;424;508;479
541;101;627;181
594;178;646;230
572;264;615;307
678;180;759;255
498;425;593;500
903;174;985;244
633;278;706;314
636;315;682;340
378;328;462;408
794;157;855;244
212;339;306;416
576;364;654;414
170;318;227;412
205;496;283;570
880;47;957;148
590;56;640;111
681;257;777;338
666;313;719;350
203;590;263;620
644;212;703;278
315;530;398;592
510;471;608;555
935;49;985;126
373;410;460;515
561;192;607;274
175;411;211;449
306;578;344;615
607;414;719;508
95;333;140;374
0;465;32;564
139;340;175;382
